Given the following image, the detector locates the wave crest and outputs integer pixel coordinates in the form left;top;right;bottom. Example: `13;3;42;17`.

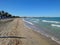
42;20;60;23
51;24;60;27
23;19;34;25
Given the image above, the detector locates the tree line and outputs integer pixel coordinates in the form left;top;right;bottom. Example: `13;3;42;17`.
0;11;20;19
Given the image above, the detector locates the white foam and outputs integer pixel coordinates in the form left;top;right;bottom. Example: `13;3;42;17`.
32;19;40;23
33;21;38;23
23;19;34;25
23;19;60;44
42;33;60;44
51;24;60;27
51;37;60;44
33;21;37;22
42;20;60;23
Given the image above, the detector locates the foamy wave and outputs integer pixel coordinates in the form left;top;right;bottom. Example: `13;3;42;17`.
41;33;60;44
35;30;60;44
51;24;60;27
33;20;39;23
51;37;60;44
42;20;60;23
33;21;37;23
23;19;60;44
23;19;34;25
32;19;40;23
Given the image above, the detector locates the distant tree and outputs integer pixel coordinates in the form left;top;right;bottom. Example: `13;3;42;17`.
1;11;4;15
8;14;12;18
0;11;1;18
9;14;12;17
1;11;4;13
0;10;20;18
0;11;1;15
5;12;8;17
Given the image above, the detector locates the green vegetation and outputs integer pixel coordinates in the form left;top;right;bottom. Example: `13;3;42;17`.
0;11;20;19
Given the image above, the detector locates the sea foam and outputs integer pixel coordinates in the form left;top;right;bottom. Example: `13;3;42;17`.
51;24;60;27
32;19;40;23
23;18;60;44
23;19;34;25
42;20;60;23
51;37;60;44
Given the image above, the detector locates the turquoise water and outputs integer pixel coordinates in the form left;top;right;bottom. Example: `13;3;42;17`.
24;17;60;44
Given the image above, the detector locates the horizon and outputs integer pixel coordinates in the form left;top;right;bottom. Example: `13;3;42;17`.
0;0;60;17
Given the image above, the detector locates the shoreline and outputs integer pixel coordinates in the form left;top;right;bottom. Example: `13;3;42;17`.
0;18;60;45
23;18;60;45
32;30;60;45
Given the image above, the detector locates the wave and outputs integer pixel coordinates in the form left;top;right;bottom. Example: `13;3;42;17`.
23;19;60;44
23;19;34;25
35;19;40;21
51;37;60;44
42;33;60;44
31;19;39;21
33;20;39;23
32;19;40;23
42;20;60;23
51;24;60;27
33;21;37;23
38;32;60;44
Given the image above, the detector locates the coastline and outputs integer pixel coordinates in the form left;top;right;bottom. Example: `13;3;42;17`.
0;18;60;45
23;18;60;45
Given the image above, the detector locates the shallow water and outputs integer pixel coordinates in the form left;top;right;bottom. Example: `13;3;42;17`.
23;17;60;44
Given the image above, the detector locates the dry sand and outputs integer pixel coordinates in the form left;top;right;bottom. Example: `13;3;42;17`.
0;18;59;45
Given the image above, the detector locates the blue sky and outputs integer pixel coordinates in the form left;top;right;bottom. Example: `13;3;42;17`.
0;0;60;17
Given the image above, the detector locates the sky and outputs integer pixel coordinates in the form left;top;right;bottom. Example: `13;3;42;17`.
0;0;60;17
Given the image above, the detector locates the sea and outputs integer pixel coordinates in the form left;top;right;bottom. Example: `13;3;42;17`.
23;17;60;44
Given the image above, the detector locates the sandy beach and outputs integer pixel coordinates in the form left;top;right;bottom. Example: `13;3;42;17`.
0;18;59;45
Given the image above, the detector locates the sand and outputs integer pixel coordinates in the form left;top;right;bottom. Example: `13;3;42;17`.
0;18;59;45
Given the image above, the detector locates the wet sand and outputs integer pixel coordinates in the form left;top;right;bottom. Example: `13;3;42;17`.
0;18;59;45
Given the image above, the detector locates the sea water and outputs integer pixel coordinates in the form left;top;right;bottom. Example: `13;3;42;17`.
23;17;60;44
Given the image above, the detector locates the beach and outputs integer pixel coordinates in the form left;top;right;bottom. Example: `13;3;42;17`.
0;18;59;45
